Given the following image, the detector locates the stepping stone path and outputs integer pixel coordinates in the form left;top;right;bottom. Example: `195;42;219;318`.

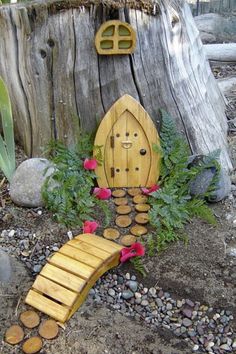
103;188;150;246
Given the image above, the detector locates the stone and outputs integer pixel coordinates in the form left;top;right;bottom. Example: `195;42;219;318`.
121;290;133;300
141;300;149;307
193;344;199;351
182;318;192;327
148;287;157;297
127;281;138;293
182;307;192;319
33;264;42;273
189;167;216;196
108;288;116;298
208;168;231;202
220;344;231;351
10;158;55;207
0;249;12;282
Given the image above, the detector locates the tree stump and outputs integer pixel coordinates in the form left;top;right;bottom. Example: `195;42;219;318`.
0;0;232;172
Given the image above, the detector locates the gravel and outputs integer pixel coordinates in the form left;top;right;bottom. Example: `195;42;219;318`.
87;271;236;354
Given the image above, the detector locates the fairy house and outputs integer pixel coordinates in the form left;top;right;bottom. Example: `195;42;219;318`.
0;0;232;173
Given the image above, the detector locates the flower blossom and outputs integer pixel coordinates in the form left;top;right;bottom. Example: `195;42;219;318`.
93;187;111;200
82;220;99;234
141;184;160;195
83;158;98;170
120;242;145;263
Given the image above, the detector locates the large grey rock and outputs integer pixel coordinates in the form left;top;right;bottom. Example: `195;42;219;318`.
0;249;12;282
194;13;236;44
188;155;231;201
10;158;54;207
208;168;231;202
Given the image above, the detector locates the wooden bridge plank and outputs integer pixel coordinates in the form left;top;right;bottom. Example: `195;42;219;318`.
33;275;77;307
68;239;110;259
48;253;94;279
40;264;85;293
25;290;69;323
59;244;103;268
76;234;123;252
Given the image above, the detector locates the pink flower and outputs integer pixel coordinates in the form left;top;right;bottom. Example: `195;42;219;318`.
141;184;160;195
93;187;111;200
82;220;99;234
83;158;98;170
120;242;145;263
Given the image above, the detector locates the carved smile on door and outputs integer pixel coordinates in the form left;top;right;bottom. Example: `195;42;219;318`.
94;95;160;188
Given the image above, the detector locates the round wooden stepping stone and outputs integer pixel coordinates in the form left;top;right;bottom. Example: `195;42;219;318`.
20;310;40;329
22;337;43;354
135;213;149;224
135;203;150;212
112;189;126;198
130;224;148;236
115;215;132;228
133;195;148;204
103;228;120;240
5;325;24;345
127;188;141;197
39;319;59;340
116;205;132;215
114;197;128;206
120;235;137;246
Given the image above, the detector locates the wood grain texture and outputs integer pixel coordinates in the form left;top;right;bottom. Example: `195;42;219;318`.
0;0;232;173
25;233;123;323
94;94;161;187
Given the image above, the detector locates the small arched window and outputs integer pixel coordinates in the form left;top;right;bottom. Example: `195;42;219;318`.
95;20;136;55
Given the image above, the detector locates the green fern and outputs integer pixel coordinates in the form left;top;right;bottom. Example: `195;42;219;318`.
147;234;156;257
130;257;146;277
148;110;219;255
42;135;111;228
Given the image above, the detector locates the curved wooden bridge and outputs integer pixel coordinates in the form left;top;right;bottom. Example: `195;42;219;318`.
25;234;123;323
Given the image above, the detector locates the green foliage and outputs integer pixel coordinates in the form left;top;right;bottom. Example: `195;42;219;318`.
42;137;110;228
130;257;146;277
0;76;15;182
148;110;219;253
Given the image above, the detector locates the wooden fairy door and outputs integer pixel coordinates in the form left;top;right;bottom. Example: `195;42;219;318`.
94;95;160;188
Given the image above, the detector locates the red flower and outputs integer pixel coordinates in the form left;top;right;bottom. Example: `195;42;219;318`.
83;158;98;170
120;242;145;263
141;184;160;195
82;220;99;234
93;187;111;200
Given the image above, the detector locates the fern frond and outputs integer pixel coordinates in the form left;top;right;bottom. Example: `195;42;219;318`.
130;257;146;277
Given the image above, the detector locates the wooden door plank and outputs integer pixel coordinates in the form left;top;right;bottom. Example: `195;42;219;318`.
25;290;69;323
59;244;103;268
33;275;77;307
40;264;85;292
67;239;110;260
75;234;123;252
126;111;151;187
48;253;94;279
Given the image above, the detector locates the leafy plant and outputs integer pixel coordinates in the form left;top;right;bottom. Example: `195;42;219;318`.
148;110;219;252
0;76;15;182
42;136;111;228
130;257;146;277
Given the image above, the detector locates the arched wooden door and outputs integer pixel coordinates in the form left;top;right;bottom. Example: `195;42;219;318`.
94;95;160;188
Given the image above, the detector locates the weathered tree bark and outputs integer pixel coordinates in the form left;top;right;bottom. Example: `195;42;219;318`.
204;43;236;62
0;0;232;172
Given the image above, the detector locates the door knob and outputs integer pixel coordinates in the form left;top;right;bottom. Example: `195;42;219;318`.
140;149;147;155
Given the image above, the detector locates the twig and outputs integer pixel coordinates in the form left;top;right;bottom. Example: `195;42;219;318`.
15;295;22;317
85;325;100;340
0;177;6;189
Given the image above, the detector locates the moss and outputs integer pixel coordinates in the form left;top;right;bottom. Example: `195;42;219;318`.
25;0;160;16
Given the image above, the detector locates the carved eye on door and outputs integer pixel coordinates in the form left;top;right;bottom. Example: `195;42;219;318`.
140;149;147;155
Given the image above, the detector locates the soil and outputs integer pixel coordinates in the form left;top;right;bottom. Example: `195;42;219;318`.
0;64;236;354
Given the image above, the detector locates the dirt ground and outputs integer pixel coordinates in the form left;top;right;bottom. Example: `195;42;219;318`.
0;64;236;353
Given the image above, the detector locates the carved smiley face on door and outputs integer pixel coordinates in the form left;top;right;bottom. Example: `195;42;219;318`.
94;95;160;188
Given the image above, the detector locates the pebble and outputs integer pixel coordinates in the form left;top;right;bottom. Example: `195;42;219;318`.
8;230;15;237
33;264;42;273
122;290;133;300
193;344;199;351
182;318;193;327
108;288;116;298
127;280;138;292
